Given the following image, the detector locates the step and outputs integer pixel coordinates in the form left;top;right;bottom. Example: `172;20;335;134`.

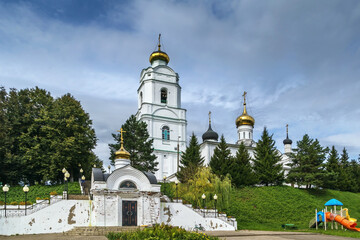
64;226;142;236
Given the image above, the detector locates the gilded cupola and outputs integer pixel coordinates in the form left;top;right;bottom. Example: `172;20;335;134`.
235;91;255;127
149;34;170;64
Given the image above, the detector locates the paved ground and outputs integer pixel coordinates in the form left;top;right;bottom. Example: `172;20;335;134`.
0;231;358;240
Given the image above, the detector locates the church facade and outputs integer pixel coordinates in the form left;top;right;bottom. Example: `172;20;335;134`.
136;38;293;181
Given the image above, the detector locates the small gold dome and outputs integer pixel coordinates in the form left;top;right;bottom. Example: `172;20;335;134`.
149;51;170;64
115;146;130;160
236;92;255;127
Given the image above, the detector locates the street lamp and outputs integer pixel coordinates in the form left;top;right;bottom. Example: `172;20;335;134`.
79;168;83;181
23;185;29;216
65;171;70;199
214;194;218;218
177;136;181;173
163;176;167;196
81;175;86;195
108;165;111;174
81;175;85;181
175;179;179;203
2;184;9;217
202;193;206;217
62;168;67;174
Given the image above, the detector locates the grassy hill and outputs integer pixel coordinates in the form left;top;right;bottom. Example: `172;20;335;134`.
228;186;360;231
0;182;81;204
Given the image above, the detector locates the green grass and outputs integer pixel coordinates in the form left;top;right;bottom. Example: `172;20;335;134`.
227;186;360;232
0;182;81;204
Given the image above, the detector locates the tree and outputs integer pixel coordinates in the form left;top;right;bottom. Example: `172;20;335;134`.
176;133;204;182
209;135;232;177
229;142;257;187
253;127;284;186
287;134;328;189
323;146;340;189
109;115;157;173
337;148;354;191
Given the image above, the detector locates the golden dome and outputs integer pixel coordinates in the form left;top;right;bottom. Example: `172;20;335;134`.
149;33;170;64
236;92;255;127
115;128;130;160
115;146;130;160
149;51;170;64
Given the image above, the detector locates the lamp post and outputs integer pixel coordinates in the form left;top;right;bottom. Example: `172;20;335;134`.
175;180;179;202
2;184;9;217
214;194;218;218
108;165;111;174
163;176;167;196
202;193;206;217
80;168;83;181
81;175;86;195
65;171;70;199
23;185;29;216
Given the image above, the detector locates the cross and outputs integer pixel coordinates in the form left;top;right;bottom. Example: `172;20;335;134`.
117;128;126;143
242;91;247;104
158;33;162;51
286;124;289;134
208;111;212;124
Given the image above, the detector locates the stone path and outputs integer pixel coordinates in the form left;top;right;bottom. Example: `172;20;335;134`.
0;230;358;240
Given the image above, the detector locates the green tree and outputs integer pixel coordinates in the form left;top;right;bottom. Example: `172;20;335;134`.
229;142;257;187
324;146;340;189
253;127;284;186
337;148;354;191
109;115;157;173
287;134;328;189
176;133;204;183
0;87;10;183
209;135;232;177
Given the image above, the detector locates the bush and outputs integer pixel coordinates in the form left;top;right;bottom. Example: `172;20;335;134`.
0;201;4;205
106;224;219;240
19;201;32;205
9;201;18;205
36;197;41;200
49;191;57;195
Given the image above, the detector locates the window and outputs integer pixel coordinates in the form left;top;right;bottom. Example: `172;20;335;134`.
161;89;167;103
140;92;143;104
119;181;137;189
162;126;170;140
243;132;245;139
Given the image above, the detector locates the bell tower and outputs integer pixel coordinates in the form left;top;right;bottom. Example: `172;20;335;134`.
136;35;187;180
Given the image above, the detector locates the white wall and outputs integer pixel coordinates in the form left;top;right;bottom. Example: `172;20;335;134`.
160;202;236;231
0;200;92;236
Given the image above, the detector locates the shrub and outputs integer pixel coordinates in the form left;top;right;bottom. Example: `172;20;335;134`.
10;201;18;205
0;201;4;205
19;201;32;205
49;191;57;195
106;224;219;240
36;197;41;200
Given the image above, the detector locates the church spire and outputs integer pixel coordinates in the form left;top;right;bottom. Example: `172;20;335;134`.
149;33;170;65
202;111;218;142
115;128;130;160
283;124;293;145
235;91;255;127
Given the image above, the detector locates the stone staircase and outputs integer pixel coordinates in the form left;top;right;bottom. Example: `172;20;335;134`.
64;226;142;236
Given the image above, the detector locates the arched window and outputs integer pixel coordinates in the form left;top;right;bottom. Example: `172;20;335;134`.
119;181;137;189
140;92;143;104
161;89;167;104
162;126;170;140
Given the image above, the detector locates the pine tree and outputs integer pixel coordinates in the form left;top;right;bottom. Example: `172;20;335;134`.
176;133;204;183
253;127;284;186
229;142;257;187
109;115;158;173
337;148;354;191
324;146;340;189
209;135;232;177
287;134;327;189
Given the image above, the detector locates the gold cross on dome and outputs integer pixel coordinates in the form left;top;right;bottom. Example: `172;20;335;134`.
117;128;126;143
242;91;247;104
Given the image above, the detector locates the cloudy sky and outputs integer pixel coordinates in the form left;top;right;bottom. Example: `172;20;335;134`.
1;0;359;167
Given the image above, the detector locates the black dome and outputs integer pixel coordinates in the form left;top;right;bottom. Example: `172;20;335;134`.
283;138;292;145
202;125;219;142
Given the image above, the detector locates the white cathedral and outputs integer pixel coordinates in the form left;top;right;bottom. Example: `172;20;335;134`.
136;37;293;181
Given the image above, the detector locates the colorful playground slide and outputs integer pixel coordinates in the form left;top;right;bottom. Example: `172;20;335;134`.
325;212;360;232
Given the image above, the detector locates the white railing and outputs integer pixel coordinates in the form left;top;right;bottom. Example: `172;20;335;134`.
0;195;63;218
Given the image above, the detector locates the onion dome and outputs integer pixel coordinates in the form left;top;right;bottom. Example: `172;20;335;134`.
235;91;255;127
149;34;170;64
115;128;130;160
202;111;218;142
283;124;293;145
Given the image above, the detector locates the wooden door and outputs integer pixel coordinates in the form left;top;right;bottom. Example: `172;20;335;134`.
122;201;137;226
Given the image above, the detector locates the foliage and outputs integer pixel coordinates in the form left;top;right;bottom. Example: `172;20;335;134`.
323;146;340;189
287;134;328;189
109;115;157;173
0;87;100;184
176;133;204;183
227;185;360;231
106;223;219;240
209;135;232;177
229;142;257;187
49;191;58;195
0;182;80;203
253;127;284;186
177;167;232;211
